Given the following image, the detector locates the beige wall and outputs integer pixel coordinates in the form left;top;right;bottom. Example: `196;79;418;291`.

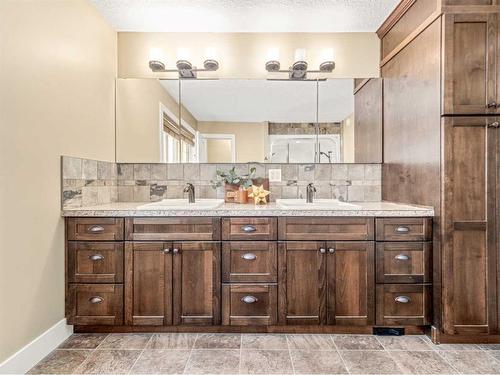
198;121;268;163
0;0;117;363
118;32;380;79
116;79;198;163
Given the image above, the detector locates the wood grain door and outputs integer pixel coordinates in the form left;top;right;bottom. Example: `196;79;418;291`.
442;116;499;334
443;13;499;115
326;242;375;326
278;242;327;325
172;242;221;325
125;242;173;326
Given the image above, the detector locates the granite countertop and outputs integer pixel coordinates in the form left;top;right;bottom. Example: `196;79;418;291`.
62;201;434;217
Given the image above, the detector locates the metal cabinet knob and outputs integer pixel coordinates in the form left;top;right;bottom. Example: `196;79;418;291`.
487;121;499;128
172;248;180;254
241;253;257;261
88;225;104;233
394;296;411;304
89;254;104;261
89;296;103;304
394;226;410;234
241;295;258;304
241;225;257;233
487;102;497;108
319;248;326;254
394;254;410;261
163;248;170;254
328;248;335;254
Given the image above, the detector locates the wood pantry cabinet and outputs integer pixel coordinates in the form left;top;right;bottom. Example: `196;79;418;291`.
65;216;432;333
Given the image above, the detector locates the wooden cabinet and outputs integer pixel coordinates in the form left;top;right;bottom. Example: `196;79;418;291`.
222;217;277;241
67;218;124;241
67;242;123;283
222;284;277;325
442;116;499;334
278;241;375;326
125;217;220;241
376;218;432;241
443;13;500;115
67;284;123;325
125;241;221;326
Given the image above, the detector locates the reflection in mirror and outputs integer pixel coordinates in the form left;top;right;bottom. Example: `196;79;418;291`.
115;78;382;163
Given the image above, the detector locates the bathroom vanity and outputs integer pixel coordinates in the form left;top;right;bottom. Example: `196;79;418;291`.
63;201;433;334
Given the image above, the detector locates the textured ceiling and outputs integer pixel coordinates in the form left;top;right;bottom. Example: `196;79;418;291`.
91;0;399;32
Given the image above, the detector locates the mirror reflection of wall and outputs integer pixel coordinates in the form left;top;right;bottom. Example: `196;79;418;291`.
115;78;382;163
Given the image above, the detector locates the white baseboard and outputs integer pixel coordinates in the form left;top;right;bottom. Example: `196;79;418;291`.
0;319;73;375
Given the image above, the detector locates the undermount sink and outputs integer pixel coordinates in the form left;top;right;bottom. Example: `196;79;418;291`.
137;199;224;210
276;199;361;210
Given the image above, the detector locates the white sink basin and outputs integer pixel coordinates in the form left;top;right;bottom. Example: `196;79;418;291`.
276;199;361;210
137;199;224;210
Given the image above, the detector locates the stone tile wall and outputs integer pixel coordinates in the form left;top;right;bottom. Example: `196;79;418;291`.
62;156;382;209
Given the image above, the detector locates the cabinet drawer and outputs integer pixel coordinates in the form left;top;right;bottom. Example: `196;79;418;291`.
125;217;220;241
67;218;124;241
66;284;123;325
376;284;431;326
222;218;277;240
376;218;432;241
278;217;374;241
68;242;123;283
376;242;432;283
222;284;277;325
222;242;277;283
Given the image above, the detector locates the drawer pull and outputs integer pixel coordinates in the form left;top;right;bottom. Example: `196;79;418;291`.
89;296;103;304
395;296;411;304
163;248;170;254
328;248;335;254
88;225;105;233
241;295;258;304
172;248;180;254
394;226;410;234
319;248;326;254
241;253;257;261
89;254;104;261
487;101;497;108
394;254;410;261
487;121;500;128
241;225;257;233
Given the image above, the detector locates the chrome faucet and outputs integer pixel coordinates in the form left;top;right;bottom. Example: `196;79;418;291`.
183;183;195;203
306;183;316;203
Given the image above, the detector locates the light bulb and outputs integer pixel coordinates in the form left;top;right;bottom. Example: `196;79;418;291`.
177;47;191;61
320;48;334;62
267;47;280;62
205;47;218;61
294;48;307;62
149;47;163;62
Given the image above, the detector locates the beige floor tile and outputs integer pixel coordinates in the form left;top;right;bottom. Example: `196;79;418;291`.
431;343;481;351
287;334;335;350
130;349;190;374
58;334;108;349
339;350;404;374
28;350;90;374
240;350;293;374
193;333;241;349
377;336;433;351
438;350;500;374
490;350;500;361
146;333;197;349
76;349;141;374
333;335;384;350
478;343;500;351
241;334;289;350
97;333;152;350
184;349;240;374
389;350;457;374
290;350;348;374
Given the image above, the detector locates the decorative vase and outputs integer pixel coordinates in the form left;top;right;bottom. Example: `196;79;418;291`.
224;183;240;203
235;185;248;204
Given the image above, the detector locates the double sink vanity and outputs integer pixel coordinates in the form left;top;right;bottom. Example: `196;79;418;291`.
63;197;433;334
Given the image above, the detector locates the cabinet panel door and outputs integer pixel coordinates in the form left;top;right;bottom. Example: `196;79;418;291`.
443;13;498;115
173;242;221;325
125;242;172;326
278;242;327;325
442;117;498;334
326;242;375;326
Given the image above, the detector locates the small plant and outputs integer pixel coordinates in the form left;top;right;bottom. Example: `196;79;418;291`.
211;167;257;190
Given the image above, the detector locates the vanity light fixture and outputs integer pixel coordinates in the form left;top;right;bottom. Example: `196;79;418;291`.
148;47;220;78
265;47;335;80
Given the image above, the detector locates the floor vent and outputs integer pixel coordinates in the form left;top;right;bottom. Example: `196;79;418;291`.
373;327;405;336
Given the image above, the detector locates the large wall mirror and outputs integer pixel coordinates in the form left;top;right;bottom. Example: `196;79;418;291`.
116;78;382;163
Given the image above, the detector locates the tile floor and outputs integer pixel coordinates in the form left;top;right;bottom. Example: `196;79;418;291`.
27;333;500;374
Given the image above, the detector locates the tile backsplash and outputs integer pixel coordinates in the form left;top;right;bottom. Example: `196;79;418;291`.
62;156;381;209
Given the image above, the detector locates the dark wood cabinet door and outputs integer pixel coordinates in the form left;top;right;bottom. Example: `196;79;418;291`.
173;242;221;325
278;242;327;325
442;117;499;334
124;242;172;326
326;242;375;326
443;13;499;115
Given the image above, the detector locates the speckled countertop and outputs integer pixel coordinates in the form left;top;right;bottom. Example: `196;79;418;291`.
62;201;434;217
